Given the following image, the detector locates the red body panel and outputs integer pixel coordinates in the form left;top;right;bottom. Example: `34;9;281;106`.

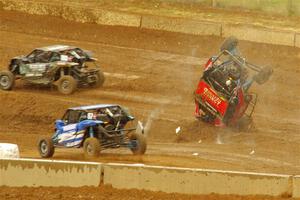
195;80;228;116
195;79;250;126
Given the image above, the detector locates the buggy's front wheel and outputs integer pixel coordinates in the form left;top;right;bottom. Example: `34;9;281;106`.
220;36;239;53
83;137;101;158
95;70;105;87
38;137;55;158
254;66;273;85
129;132;147;155
0;71;15;90
236;116;254;132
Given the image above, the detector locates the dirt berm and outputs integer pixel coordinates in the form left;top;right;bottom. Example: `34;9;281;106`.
1;0;300;47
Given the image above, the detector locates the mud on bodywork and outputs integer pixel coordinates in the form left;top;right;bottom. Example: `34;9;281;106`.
0;45;105;94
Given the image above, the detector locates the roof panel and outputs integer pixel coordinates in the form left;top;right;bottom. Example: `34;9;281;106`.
69;104;118;111
36;45;76;52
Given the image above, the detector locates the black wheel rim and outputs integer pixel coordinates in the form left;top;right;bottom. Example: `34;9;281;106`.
130;139;139;150
40;141;48;154
62;80;70;91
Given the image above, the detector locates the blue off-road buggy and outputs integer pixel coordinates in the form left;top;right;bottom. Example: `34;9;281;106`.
37;104;146;158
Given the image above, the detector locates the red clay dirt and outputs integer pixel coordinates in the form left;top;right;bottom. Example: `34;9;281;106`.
0;9;300;200
0;185;292;200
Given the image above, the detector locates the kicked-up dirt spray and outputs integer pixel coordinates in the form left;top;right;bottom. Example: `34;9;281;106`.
144;107;164;137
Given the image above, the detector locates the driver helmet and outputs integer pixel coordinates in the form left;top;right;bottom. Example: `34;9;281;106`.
228;64;240;80
79;113;87;121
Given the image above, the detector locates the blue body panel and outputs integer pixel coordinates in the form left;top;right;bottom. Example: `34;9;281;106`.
53;119;103;148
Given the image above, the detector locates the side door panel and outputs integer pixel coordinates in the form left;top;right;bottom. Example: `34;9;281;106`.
57;111;85;147
20;63;48;77
57;123;78;147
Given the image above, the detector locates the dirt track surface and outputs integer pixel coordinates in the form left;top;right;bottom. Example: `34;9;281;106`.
2;0;300;32
0;186;292;200
0;3;300;191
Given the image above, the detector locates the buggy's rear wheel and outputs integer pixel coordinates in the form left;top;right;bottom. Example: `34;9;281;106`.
38;137;55;158
91;70;105;88
83;137;101;158
129;132;147;155
0;71;15;90
57;75;77;95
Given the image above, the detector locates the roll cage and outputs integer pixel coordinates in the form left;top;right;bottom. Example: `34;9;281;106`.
61;105;133;125
25;47;94;64
203;50;263;99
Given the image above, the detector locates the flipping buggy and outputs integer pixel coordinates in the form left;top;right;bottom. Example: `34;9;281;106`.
194;37;273;130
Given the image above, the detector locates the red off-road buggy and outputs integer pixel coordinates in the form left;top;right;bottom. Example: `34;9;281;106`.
194;37;273;130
